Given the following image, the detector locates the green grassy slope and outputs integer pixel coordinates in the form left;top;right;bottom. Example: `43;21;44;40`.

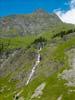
0;23;75;100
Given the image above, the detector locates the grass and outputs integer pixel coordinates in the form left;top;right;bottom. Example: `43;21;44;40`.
0;35;36;50
23;35;75;100
0;25;75;100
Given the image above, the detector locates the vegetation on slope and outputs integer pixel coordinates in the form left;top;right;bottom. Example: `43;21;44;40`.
0;17;75;100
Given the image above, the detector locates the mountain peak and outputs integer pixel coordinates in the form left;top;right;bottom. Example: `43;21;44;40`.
34;9;49;16
36;9;47;13
0;9;62;37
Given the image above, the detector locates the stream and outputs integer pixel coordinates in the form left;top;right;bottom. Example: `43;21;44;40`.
26;48;42;85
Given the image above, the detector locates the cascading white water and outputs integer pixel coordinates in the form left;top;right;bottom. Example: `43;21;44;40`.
26;48;41;85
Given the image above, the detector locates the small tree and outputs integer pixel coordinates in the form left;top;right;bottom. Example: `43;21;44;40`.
0;43;4;53
60;31;65;38
32;37;47;49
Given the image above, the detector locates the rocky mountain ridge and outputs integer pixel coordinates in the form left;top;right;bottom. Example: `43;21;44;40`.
0;10;75;100
0;9;62;37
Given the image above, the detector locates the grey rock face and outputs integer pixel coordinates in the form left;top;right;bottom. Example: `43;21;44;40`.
0;9;62;37
58;48;75;87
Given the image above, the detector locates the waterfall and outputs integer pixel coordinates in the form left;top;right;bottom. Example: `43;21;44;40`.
26;48;41;85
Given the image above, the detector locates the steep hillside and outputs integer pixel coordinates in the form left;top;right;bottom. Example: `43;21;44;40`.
0;9;62;37
0;11;75;100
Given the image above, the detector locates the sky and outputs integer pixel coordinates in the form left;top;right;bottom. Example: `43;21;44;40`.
0;0;75;24
56;0;75;24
